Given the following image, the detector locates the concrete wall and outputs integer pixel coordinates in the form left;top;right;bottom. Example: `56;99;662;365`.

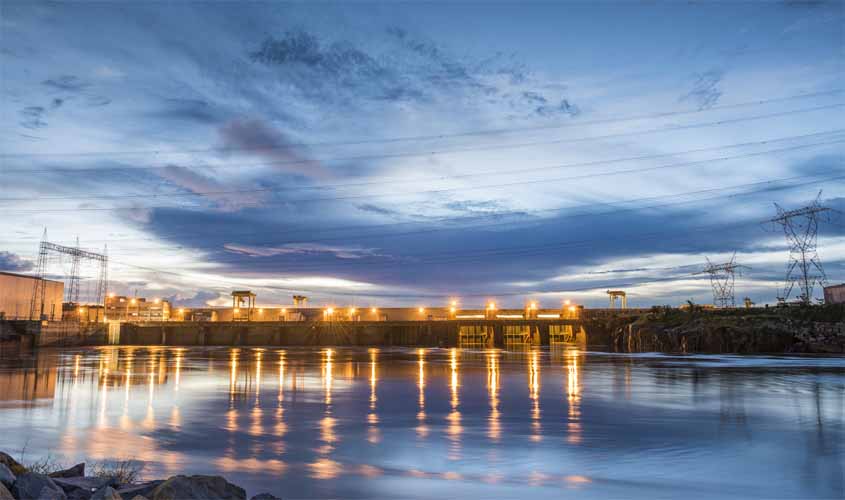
0;272;63;320
118;320;584;348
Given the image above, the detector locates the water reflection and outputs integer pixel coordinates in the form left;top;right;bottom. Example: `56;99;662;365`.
0;347;842;499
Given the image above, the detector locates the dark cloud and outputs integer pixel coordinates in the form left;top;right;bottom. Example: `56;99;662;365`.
148;98;223;124
218;118;329;178
356;204;403;217
167;290;223;307
0;251;33;272
42;75;90;92
19;106;47;129
156;164;264;211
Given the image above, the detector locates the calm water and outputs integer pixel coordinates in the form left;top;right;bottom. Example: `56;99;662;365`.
0;346;842;499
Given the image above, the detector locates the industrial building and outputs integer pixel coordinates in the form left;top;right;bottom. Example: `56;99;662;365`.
105;295;171;321
0;271;64;320
824;284;845;304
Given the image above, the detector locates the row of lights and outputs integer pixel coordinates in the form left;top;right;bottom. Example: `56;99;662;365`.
322;299;577;314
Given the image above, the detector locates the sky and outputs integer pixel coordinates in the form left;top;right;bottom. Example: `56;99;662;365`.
0;1;843;309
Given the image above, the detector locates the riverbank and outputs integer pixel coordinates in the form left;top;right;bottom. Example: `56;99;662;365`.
0;451;275;500
584;304;845;354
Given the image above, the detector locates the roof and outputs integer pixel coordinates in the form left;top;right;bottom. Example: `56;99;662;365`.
0;271;63;285
824;283;845;289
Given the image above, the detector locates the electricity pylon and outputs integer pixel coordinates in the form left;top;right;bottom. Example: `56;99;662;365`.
703;253;748;308
766;192;832;305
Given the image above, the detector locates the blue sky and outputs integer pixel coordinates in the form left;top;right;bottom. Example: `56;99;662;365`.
0;1;843;308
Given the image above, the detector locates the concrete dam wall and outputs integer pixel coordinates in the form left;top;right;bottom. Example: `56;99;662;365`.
118;320;585;348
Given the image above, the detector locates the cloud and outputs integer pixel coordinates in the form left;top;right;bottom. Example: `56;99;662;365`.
148;98;223;124
0;251;33;272
224;242;388;260
42;75;91;92
19;106;47;129
156;165;264;211
680;69;723;110
218;118;329;178
167;290;223;307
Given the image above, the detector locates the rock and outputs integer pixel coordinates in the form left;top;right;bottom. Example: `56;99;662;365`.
52;476;114;500
12;472;67;500
0;452;26;476
115;481;163;500
150;475;246;500
250;494;281;500
50;464;85;479
0;483;13;500
0;464;14;489
129;497;147;500
91;486;122;500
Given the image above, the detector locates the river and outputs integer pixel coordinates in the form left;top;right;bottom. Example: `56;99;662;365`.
0;346;842;498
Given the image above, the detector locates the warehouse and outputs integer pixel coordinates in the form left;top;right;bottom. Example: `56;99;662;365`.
0;271;64;320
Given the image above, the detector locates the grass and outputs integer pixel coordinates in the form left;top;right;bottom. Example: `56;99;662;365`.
18;449;144;485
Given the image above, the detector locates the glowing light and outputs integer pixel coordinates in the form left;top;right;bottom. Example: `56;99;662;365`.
349;307;356;314
529;302;538;310
564;299;571;305
371;307;377;313
234;308;240;314
418;307;425;314
451;300;458;307
487;302;496;310
568;306;576;312
78;307;84;313
130;298;137;305
154;298;160;304
178;308;185;314
258;308;264;314
108;293;115;298
326;307;334;315
449;307;456;314
281;308;287;313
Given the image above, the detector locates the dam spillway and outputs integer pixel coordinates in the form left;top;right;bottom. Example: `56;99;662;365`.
117;319;587;348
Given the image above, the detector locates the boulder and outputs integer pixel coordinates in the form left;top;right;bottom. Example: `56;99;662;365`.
150;475;246;500
0;483;13;500
115;481;163;500
12;472;67;500
53;476;114;500
0;452;26;476
250;494;281;500
91;486;122;500
0;464;14;489
50;464;85;479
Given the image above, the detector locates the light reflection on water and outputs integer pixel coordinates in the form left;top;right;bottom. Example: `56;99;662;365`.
0;346;843;499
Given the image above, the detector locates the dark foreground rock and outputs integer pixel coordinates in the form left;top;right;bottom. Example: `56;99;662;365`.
115;481;162;500
49;464;85;479
90;487;121;500
11;472;66;500
52;476;114;500
150;475;245;500
0;464;15;490
250;494;281;500
0;483;14;500
0;454;25;477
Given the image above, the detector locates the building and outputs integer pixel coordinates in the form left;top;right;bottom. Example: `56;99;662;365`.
823;284;845;305
105;295;171;322
0;271;64;321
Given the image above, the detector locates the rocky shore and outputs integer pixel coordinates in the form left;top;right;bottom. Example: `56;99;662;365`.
585;304;845;354
0;452;277;500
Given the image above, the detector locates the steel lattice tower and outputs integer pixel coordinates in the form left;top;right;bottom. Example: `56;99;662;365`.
766;192;832;305
703;253;747;308
29;230;109;320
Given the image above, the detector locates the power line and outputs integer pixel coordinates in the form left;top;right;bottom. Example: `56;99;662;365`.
2;89;841;160
3;128;842;203
12;172;842;254
4;102;843;175
6;138;843;213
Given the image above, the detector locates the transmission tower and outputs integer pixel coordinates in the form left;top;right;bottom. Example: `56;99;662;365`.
29;230;109;320
703;253;748;308
766;192;832;305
